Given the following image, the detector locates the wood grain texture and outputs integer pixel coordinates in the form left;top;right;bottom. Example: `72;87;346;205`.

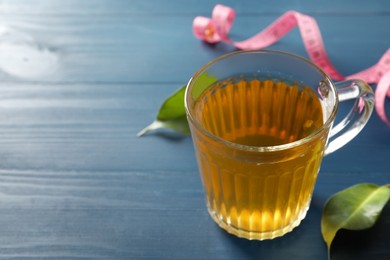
0;0;389;259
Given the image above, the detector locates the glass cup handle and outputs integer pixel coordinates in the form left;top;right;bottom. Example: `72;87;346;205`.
325;79;375;156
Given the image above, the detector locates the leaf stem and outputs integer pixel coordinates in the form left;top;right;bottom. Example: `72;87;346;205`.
137;121;162;137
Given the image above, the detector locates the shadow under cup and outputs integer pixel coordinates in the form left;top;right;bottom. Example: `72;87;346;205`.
185;50;374;240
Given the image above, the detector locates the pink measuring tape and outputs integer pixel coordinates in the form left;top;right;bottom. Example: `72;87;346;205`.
193;4;390;126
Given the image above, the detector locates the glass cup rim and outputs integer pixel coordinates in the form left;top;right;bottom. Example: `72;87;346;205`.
185;49;338;152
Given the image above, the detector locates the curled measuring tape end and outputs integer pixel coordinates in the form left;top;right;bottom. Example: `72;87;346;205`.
193;16;221;43
375;70;390;126
193;5;235;44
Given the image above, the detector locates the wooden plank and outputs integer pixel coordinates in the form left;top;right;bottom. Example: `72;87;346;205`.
0;13;388;83
0;168;387;211
0;82;387;173
0;82;197;172
0;169;203;210
0;0;389;15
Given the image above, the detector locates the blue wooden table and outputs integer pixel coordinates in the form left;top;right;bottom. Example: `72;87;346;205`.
0;0;389;259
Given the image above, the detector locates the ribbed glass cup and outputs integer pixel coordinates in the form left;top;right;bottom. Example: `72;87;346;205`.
185;50;374;240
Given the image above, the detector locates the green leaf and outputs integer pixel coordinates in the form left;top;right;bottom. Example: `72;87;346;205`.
137;86;189;136
138;72;218;136
321;183;390;257
156;85;187;121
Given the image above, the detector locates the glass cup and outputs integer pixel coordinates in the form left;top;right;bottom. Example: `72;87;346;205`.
184;50;374;240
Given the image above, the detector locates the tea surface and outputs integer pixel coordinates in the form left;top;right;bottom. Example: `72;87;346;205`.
195;78;324;146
